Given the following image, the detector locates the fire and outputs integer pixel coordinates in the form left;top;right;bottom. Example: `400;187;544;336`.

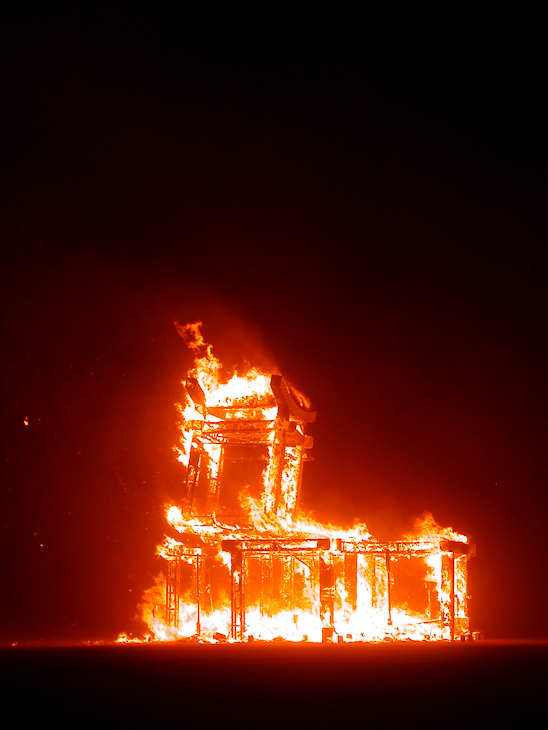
127;322;474;644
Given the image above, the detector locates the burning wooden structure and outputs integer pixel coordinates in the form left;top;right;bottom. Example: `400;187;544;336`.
139;323;474;643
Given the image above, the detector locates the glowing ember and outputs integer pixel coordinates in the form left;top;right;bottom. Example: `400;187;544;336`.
126;322;474;644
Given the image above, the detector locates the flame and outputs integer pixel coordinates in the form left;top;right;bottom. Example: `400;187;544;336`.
128;323;473;644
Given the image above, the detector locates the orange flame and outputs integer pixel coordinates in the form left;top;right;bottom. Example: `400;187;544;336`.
127;323;473;644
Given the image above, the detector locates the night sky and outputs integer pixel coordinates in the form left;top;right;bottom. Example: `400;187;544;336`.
2;14;547;642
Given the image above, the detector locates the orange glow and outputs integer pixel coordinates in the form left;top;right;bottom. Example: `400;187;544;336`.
124;323;473;644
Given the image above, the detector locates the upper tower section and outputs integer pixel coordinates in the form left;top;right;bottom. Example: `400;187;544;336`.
175;323;315;522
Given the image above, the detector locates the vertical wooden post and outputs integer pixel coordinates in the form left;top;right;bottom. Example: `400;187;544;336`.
385;550;392;625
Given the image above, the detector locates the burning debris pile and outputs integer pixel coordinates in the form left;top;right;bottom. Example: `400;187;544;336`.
134;323;474;643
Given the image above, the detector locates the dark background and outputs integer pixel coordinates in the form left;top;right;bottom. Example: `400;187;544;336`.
1;12;547;642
